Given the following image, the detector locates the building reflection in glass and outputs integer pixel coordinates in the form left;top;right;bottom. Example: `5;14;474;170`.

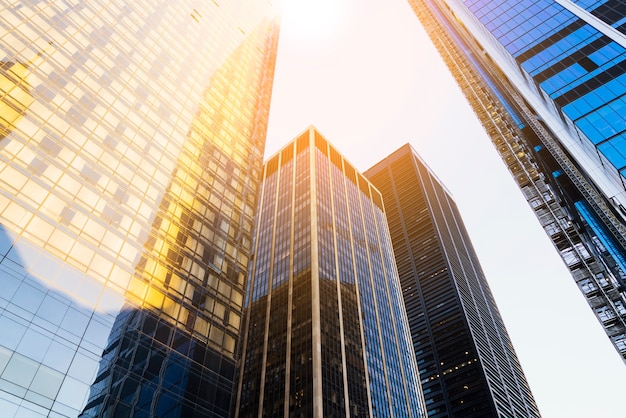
0;1;280;416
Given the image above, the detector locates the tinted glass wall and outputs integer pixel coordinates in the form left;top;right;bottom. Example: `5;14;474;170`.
366;145;539;417
237;128;425;417
0;1;279;415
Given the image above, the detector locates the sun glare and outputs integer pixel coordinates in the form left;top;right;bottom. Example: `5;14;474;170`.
282;0;346;45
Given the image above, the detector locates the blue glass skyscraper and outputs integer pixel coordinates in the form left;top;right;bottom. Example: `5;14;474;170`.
407;0;626;360
236;127;425;417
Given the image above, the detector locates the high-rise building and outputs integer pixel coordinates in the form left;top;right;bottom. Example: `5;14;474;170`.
407;0;626;361
365;144;540;417
236;127;425;418
0;1;279;416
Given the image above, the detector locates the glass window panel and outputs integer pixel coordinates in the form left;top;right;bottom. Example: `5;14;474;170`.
0;266;21;302
41;341;74;373
0;316;27;350
60;308;90;337
0;346;11;375
0;225;15;257
76;276;104;307
82;319;110;349
16;329;52;363
598;134;626;170
67;352;96;384
29;366;64;399
0;398;19;416
54;376;88;410
23;390;54;410
1;353;38;388
12;283;46;314
36;296;70;326
30;252;63;283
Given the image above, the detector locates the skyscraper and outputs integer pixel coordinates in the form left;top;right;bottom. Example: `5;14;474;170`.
407;0;626;361
365;144;540;417
0;1;279;416
236;127;425;418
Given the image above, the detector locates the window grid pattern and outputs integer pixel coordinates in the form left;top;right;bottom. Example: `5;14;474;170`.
366;145;540;417
0;1;279;416
238;128;425;417
462;0;626;184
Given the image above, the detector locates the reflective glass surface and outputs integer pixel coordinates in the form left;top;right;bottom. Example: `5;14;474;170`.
0;1;280;416
238;128;425;417
462;0;626;186
410;0;626;369
366;146;540;417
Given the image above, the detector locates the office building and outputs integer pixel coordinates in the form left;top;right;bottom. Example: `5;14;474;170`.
365;145;539;417
408;0;626;361
236;127;425;418
0;1;279;416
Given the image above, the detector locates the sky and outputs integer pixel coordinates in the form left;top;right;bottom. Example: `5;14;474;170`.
264;0;626;416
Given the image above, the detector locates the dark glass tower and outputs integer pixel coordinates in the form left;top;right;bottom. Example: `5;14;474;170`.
407;0;626;361
236;127;425;418
0;2;279;416
365;145;540;417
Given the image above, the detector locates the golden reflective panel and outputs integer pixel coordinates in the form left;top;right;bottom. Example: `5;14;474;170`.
0;1;280;416
0;58;34;140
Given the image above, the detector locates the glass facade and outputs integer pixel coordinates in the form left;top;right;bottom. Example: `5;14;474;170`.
423;0;626;209
237;127;425;417
0;1;280;416
366;145;540;418
461;0;626;188
407;0;626;361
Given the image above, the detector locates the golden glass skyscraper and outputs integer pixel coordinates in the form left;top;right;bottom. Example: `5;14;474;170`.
0;1;280;416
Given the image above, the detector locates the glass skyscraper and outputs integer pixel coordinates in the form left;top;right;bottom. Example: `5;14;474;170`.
366;145;540;417
0;1;279;416
236;127;425;418
408;0;626;361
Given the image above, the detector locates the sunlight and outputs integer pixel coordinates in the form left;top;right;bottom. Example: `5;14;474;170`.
282;0;347;45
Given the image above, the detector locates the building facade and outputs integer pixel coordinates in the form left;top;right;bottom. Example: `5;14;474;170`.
365;145;540;417
236;127;425;418
0;1;279;416
407;0;626;361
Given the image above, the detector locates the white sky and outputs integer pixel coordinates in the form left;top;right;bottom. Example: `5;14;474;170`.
264;0;626;416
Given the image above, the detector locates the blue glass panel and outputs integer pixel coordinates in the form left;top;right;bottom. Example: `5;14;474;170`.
16;329;52;363
0;225;15;257
571;0;608;10
598;134;626;169
67;352;97;383
563;73;626;119
576;97;626;144
542;63;588;95
546;54;626;99
59;308;90;337
0;316;27;351
589;43;625;66
0;266;21;303
41;340;75;373
36;296;70;327
54;376;88;410
12;283;46;315
575;200;626;279
521;26;599;75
